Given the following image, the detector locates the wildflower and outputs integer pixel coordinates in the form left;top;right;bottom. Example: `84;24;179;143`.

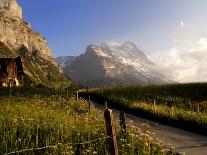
12;118;17;124
129;133;135;137
143;150;148;155
86;149;90;153
127;144;132;147
144;142;148;147
160;149;165;154
92;151;97;154
120;138;126;142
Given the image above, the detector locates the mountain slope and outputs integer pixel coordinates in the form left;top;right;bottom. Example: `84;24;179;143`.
0;0;71;87
57;42;167;87
56;56;76;68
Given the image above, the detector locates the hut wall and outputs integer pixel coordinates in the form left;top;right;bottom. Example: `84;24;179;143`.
7;60;17;79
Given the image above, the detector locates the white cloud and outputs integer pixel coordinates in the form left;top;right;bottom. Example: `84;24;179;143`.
149;22;207;83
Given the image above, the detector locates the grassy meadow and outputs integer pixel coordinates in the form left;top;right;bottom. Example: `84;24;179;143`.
80;83;207;135
0;87;172;155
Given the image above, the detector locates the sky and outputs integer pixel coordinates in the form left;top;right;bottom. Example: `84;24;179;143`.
18;0;207;82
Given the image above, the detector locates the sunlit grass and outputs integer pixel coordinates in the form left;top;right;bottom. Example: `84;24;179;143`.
0;91;171;154
81;83;207;135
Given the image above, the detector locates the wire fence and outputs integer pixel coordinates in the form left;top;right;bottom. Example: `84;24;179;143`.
5;97;143;155
6;125;124;155
6;136;112;155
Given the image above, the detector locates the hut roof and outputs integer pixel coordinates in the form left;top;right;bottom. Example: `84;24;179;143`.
0;54;20;59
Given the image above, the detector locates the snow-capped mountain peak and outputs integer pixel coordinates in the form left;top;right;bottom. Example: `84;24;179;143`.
56;41;168;87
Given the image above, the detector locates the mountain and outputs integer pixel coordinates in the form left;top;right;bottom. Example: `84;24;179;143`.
57;41;168;87
0;0;70;87
56;56;76;68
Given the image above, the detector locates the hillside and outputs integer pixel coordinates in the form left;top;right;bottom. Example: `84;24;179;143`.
0;0;70;87
57;41;168;88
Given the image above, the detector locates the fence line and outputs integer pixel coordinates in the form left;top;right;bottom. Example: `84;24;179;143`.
6;136;112;155
6;127;124;155
6;96;128;155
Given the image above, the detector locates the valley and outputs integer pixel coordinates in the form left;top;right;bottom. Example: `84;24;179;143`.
1;0;207;155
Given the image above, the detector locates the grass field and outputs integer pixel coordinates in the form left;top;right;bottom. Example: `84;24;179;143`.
0;87;172;155
80;83;207;135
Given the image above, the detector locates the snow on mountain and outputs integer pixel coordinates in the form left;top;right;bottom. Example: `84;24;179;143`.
57;41;168;87
56;56;76;68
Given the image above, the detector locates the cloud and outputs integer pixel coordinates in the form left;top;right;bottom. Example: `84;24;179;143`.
149;22;207;83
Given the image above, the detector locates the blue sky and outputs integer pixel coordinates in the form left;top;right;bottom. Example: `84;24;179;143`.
18;0;207;57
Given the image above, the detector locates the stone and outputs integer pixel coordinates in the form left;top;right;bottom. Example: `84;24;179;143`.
0;0;58;66
0;0;22;18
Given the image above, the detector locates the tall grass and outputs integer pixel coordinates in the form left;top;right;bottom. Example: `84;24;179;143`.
0;88;171;154
80;83;207;135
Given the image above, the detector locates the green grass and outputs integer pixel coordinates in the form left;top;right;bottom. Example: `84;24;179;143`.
80;83;207;135
0;88;171;155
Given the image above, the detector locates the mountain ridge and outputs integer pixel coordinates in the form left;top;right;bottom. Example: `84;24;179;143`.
57;41;168;87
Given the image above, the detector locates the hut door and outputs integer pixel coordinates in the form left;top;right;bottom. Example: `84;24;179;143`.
0;59;7;75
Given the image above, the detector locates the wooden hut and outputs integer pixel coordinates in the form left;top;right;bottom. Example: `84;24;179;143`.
0;55;23;87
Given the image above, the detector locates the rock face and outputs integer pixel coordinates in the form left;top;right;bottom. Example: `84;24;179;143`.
0;0;22;18
57;42;167;87
0;0;70;86
0;0;55;63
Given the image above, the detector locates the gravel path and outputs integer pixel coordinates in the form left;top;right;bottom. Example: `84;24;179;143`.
93;102;207;155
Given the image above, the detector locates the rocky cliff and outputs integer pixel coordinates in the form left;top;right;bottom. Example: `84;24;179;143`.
0;0;55;63
0;0;70;87
57;42;168;88
0;0;22;18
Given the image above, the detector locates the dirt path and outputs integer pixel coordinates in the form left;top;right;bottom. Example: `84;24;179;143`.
94;102;207;155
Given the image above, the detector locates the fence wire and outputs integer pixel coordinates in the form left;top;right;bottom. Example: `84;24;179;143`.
6;136;111;155
6;98;129;155
6;126;124;155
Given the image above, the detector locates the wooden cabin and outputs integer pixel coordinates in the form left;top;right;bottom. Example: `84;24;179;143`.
0;55;23;87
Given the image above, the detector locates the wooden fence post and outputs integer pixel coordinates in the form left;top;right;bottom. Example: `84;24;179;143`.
120;111;127;134
88;95;91;110
76;91;79;101
197;104;200;113
105;101;108;109
104;108;118;155
153;100;156;106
